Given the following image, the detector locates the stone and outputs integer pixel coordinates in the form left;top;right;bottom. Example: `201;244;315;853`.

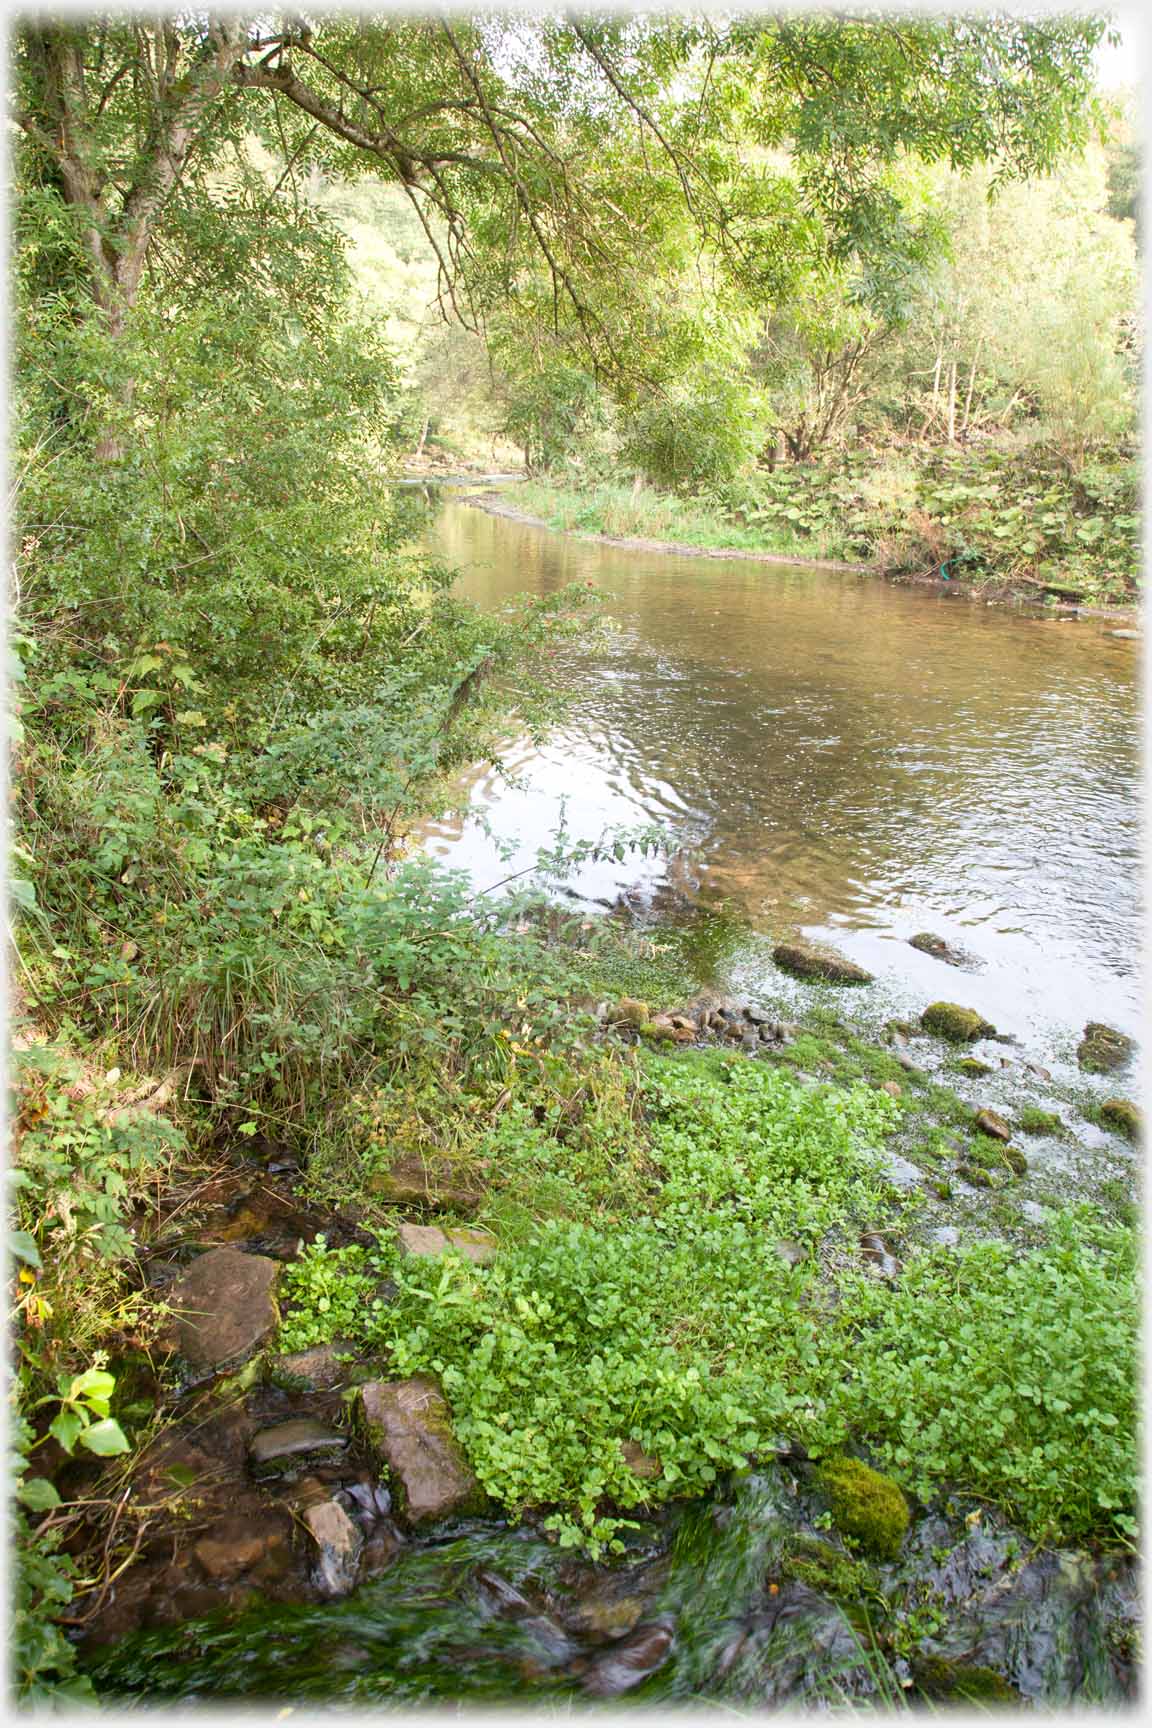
359;1524;404;1578
959;1164;993;1188
605;997;650;1029
909;932;977;968
955;1057;993;1077
639;1015;677;1042
1107;629;1140;640
579;1621;675;1697
921;1002;995;1043
620;1440;662;1481
358;1376;483;1524
396;1222;495;1265
367;1155;481;1214
1099;1099;1141;1141
1077;1022;1135;1075
974;1109;1011;1143
163;1247;278;1371
879;1081;902;1099
249;1419;348;1473
304;1499;362;1597
895;1052;920;1073
193;1515;288;1583
271;1345;346;1391
772;941;873;986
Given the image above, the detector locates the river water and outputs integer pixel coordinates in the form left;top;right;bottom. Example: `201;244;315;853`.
419;492;1142;1060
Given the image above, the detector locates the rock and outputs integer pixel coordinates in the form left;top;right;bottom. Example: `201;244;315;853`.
860;1234;901;1280
774;1238;806;1268
884;1019;915;1044
396;1222;495;1265
909;932;977;968
359;1523;404;1578
304;1498;362;1597
271;1345;346;1391
193;1515;289;1584
1003;1147;1029;1176
163;1247;278;1371
579;1621;675;1697
249;1419;348;1475
974;1108;1011;1142
959;1163;993;1188
895;1052;920;1073
743;1005;771;1027
879;1081;902;1100
358;1376;483;1524
620;1440;662;1481
1099;1099;1141;1141
911;1655;1017;1704
639;1015;677;1042
1077;1022;1135;1075
772;941;873;986
1107;629;1140;640
813;1456;909;1561
921;1002;995;1043
955;1057;993;1077
367;1156;481;1214
605;997;650;1029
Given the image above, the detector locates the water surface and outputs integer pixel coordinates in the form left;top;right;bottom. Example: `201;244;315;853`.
419;495;1142;1057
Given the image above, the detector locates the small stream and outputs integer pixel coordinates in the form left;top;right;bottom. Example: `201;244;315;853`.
417;490;1142;1069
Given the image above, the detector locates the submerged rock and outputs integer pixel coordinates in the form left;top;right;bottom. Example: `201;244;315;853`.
909;932;979;969
813;1456;910;1561
162;1247;278;1371
578;1620;675;1696
1077;1022;1135;1074
397;1222;495;1265
358;1375;483;1524
772;941;873;985
921;1002;996;1043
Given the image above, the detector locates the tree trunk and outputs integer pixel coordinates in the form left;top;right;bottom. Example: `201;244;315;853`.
947;360;958;442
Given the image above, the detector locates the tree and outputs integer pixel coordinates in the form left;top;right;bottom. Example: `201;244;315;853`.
12;10;1112;455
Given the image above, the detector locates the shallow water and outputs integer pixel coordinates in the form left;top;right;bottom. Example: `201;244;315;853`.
419;494;1142;1058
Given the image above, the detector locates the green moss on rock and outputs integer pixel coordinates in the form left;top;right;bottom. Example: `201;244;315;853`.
812;1455;910;1561
1016;1107;1064;1138
921;1002;995;1043
1099;1098;1141;1141
954;1056;994;1077
911;1655;1017;1704
780;1535;879;1601
1076;1022;1134;1075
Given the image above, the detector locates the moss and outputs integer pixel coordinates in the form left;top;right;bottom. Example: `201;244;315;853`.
1076;1022;1135;1075
638;1020;674;1043
780;1535;879;1601
911;1655;1017;1704
954;1056;994;1077
813;1455;910;1561
772;940;873;985
1003;1146;1028;1177
1016;1107;1064;1138
1098;1098;1141;1141
958;1163;993;1188
921;1002;995;1043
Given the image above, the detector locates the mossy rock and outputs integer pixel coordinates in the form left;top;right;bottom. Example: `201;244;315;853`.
954;1056;993;1077
606;997;651;1029
911;1655;1017;1704
1016;1107;1064;1138
1003;1146;1028;1176
772;940;873;986
1099;1098;1141;1141
780;1535;879;1602
921;1002;995;1043
812;1455;909;1561
1076;1022;1134;1075
958;1162;993;1188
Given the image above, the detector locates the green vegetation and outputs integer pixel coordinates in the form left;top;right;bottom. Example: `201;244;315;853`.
7;8;1139;1705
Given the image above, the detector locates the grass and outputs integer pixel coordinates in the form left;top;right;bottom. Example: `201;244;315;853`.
514;479;855;561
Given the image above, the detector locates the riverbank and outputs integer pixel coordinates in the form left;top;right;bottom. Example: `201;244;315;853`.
13;898;1139;1706
472;446;1141;613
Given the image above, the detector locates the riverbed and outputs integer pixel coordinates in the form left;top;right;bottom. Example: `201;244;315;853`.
418;489;1142;1065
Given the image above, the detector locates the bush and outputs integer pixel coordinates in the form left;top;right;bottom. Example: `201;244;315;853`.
620;373;767;489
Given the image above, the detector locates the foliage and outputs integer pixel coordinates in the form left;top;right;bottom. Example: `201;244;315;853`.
278;1236;397;1352
620;372;769;490
828;1211;1138;1540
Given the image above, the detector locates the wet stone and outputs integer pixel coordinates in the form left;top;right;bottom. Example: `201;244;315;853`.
579;1620;675;1697
909;932;979;969
772;940;873;986
921;1002;996;1043
304;1498;362;1598
163;1247;278;1371
249;1418;349;1473
1077;1022;1135;1075
271;1344;347;1391
358;1375;483;1524
974;1108;1012;1142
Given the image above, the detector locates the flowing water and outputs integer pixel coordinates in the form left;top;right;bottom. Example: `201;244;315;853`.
419;492;1142;1063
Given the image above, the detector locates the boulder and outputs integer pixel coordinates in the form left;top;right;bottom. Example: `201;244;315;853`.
358;1375;483;1524
397;1222;495;1265
813;1456;909;1561
304;1498;362;1597
772;941;873;986
1077;1023;1135;1075
974;1109;1011;1143
921;1002;995;1043
605;997;650;1029
162;1247;278;1371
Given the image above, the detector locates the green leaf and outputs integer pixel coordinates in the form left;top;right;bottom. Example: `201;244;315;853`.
48;1411;84;1455
9;1229;42;1269
78;1418;131;1457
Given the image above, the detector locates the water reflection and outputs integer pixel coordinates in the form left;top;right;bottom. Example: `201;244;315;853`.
417;497;1141;1049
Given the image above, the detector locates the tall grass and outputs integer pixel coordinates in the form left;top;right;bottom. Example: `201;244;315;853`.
514;479;853;560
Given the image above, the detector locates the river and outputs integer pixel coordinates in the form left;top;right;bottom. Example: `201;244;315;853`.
418;490;1142;1063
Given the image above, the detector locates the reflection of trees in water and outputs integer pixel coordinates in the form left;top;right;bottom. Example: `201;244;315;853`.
422;500;1139;945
